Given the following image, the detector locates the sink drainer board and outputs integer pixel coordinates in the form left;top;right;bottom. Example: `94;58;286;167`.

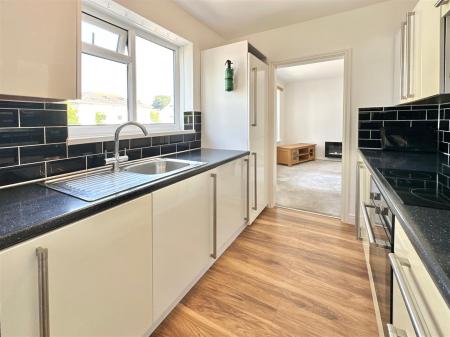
45;171;156;201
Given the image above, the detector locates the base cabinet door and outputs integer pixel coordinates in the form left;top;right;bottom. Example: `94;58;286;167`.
152;172;213;321
216;158;247;254
0;195;153;337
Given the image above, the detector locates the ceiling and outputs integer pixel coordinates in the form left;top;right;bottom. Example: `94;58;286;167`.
276;59;344;83
173;0;388;39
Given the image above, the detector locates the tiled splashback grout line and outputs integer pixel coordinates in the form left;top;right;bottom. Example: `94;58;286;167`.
0;99;201;187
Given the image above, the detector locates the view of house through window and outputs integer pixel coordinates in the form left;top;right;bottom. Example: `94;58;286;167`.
68;12;177;127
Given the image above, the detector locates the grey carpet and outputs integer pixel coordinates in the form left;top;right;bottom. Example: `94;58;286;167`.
276;160;341;217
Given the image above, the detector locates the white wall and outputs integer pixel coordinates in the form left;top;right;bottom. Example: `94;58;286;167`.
231;0;416;221
115;0;225;111
282;77;343;159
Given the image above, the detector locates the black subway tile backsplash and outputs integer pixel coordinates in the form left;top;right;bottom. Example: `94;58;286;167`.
0;128;44;147
358;103;442;151
398;110;426;120
152;136;169;146
68;142;103;157
47;157;86;177
46;127;68;143
130;137;151;149
169;134;184;143
142;146;161;158
0;101;201;187
0;109;19;127
20;144;66;164
0;148;18;167
20;109;67;127
161;144;177;155
372;111;397;120
184;133;195;142
0;100;44;110
104;139;129;152
0;163;45;185
86;154;106;169
177;142;190;152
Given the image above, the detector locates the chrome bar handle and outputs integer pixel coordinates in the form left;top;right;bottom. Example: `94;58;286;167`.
251;67;257;127
36;247;50;337
244;158;250;222
252;152;257;211
406;12;415;98
210;173;217;259
389;253;431;337
360;202;376;245
387;324;408;337
400;21;407;100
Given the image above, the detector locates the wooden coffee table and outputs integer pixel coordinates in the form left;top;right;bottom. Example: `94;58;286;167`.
277;143;316;166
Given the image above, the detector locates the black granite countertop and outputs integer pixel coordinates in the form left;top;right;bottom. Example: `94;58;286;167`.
0;148;249;251
359;149;450;306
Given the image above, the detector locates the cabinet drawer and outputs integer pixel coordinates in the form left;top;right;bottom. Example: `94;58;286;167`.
392;222;450;337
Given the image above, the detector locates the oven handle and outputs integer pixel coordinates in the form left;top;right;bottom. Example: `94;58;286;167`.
389;253;431;337
360;201;376;245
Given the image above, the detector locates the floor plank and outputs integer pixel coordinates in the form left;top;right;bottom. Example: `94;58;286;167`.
151;207;378;337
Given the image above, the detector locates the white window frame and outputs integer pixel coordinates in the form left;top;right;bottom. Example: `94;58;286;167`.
70;4;182;140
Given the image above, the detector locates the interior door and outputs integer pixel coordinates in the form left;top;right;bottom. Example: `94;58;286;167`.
249;53;268;223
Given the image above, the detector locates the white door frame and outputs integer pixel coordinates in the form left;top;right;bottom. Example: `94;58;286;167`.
267;49;353;224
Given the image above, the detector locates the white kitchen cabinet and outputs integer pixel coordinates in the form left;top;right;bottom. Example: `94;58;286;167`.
0;0;80;100
152;171;214;321
216;157;248;254
391;219;450;337
249;53;268;223
202;42;268;224
399;0;442;102
0;194;153;337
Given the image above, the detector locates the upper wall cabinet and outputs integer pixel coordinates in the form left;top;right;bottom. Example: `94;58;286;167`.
0;0;80;100
400;0;442;103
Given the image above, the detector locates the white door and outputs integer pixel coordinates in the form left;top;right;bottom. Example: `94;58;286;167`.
0;195;153;337
249;53;268;223
152;171;213;321
216;158;247;254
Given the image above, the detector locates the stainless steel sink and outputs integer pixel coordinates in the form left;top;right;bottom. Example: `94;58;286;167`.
45;158;206;201
124;158;197;176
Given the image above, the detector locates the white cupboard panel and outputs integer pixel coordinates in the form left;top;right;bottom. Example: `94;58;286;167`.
152;172;213;320
0;0;79;99
217;158;247;254
0;195;153;337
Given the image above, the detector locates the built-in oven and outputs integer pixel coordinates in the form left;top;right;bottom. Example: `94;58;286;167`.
360;178;395;337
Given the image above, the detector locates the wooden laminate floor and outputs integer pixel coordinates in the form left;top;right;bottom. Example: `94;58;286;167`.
151;207;378;337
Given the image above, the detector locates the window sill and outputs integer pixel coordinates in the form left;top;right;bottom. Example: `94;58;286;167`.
67;129;195;145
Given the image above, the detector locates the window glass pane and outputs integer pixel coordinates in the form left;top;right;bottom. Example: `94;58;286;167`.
82;14;128;54
135;36;175;124
68;54;128;126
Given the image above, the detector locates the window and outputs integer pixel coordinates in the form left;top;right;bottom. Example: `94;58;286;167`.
69;11;179;132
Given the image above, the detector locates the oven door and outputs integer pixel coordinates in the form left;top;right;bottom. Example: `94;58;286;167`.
361;189;393;337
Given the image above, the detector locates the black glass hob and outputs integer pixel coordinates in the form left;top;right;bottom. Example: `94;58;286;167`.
377;168;450;210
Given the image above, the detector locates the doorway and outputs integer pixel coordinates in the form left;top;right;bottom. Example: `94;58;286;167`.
274;57;345;217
